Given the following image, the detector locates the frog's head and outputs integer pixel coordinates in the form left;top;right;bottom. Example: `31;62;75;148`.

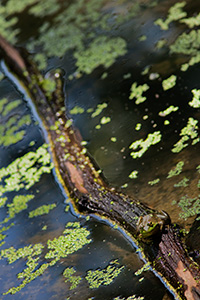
136;210;171;242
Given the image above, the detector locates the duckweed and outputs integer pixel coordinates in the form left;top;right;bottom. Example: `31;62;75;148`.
154;2;186;30
167;161;184;178
114;295;144;300
170;29;200;70
45;222;91;265
0;144;53;195
111;137;117;142
4;194;34;222
162;75;177;91
129;82;149;104
100;116;111;125
29;203;56;218
189;89;200;108
63;267;82;290
148;178;160;185
180;12;200;28
135;262;151;276
129;171;138;179
0;98;32;147
70;106;85;115
174;177;189;188
178;195;200;220
171;118;199;153
129;131;161;159
74;36;127;74
91;103;107;118
0;221;91;295
85;260;124;289
159;105;179;117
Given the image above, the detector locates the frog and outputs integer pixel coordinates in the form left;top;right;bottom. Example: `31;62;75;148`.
136;210;170;241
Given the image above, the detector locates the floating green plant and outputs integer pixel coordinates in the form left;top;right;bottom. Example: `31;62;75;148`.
180;12;200;28
135;262;151;276
63;267;82;290
148;178;160;185
174;177;189;188
129;131;161;159
1;221;91;295
178;195;200;220
162;75;177;91
114;295;144;300
189;89;200;108
129;82;149;104
171;118;199;153
4;194;34;223
135;123;142;131
70;106;85;115
85;260;124;289
154;2;186;30
167;161;184;178
74;36;127;74
0;144;53;195
91;103;107;118
170;29;200;71
29;203;56;218
45;222;92;266
129;171;138;179
159;105;179;117
0;98;32;147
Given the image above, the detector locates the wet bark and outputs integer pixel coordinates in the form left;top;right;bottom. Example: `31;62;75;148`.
0;35;200;300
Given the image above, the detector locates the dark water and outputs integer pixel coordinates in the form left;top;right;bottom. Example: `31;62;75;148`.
0;0;200;299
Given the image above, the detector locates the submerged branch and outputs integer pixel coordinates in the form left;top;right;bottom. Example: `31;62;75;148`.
0;35;200;300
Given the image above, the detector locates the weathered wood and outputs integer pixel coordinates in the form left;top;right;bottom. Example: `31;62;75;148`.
0;35;200;300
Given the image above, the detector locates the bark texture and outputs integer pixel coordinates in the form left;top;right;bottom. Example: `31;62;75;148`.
0;35;200;300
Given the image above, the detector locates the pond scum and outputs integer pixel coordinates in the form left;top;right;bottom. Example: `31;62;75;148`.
0;0;200;298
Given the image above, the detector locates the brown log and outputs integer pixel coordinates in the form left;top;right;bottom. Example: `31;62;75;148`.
0;35;200;300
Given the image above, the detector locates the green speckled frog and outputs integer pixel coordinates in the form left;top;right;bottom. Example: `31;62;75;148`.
137;210;170;241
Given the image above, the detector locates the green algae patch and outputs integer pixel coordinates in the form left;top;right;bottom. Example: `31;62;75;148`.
3;194;34;223
180;12;200;28
170;29;200;71
29;203;56;218
114;295;144;300
100;116;111;125
129;171;138;179
174;177;189;188
189;89;200;108
171;118;199;153
178;195;200;220
162;75;177;91
129;131;162;159
129;82;149;104
135;123;142;131
167;161;184;179
135;262;151;276
0;98;32;147
63;267;82;290
74;36;127;74
70;106;85;115
91;103;107;118
45;222;91;266
159;105;179;117
1;221;91;295
0;144;53;195
86;260;124;289
148;178;160;185
154;2;187;30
